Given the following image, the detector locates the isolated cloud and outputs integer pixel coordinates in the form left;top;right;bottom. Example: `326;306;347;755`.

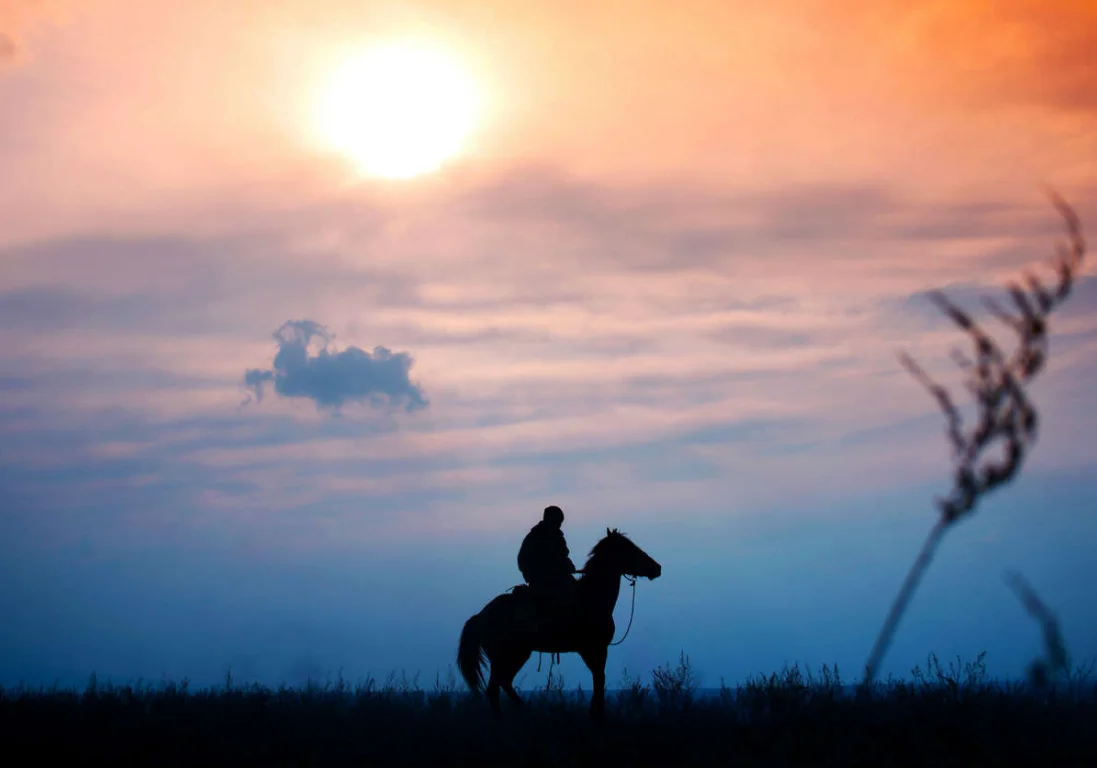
243;321;427;413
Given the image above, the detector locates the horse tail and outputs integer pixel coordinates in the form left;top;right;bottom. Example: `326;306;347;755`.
457;612;486;694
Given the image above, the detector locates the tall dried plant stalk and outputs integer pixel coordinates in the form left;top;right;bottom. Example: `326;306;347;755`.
1004;570;1070;688
862;192;1086;687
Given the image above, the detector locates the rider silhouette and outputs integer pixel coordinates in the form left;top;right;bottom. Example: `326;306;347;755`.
517;505;577;622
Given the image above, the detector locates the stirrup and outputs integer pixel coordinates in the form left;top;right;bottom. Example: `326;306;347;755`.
536;651;563;672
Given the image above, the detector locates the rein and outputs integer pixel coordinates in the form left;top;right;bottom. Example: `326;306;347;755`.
609;575;638;646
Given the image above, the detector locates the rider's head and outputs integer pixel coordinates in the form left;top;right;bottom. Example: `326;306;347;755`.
543;505;564;527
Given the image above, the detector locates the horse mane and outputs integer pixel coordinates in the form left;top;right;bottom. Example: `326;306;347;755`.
584;527;630;570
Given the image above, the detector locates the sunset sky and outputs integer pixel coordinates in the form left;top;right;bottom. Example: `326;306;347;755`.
2;0;1096;690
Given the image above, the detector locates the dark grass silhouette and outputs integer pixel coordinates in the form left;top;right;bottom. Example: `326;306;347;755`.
3;654;1096;766
458;528;662;724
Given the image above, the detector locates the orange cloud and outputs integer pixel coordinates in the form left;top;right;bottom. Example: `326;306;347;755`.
2;0;1093;246
879;0;1097;113
0;0;71;68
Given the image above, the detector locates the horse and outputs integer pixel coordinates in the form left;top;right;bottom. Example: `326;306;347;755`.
457;527;662;724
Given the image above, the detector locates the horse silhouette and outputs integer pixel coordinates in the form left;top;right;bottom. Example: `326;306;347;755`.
457;527;662;724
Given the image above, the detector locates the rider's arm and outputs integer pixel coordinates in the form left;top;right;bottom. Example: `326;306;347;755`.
552;530;577;573
556;529;569;556
559;533;576;572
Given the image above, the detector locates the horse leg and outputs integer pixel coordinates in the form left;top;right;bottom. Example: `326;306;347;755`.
501;648;532;708
484;645;502;718
485;670;503;718
579;645;608;725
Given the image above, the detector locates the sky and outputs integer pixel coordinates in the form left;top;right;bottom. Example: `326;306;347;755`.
1;0;1096;692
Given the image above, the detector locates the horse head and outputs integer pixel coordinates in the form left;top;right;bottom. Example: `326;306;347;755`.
586;527;662;581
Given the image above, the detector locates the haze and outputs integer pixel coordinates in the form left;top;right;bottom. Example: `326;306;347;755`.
2;0;1095;690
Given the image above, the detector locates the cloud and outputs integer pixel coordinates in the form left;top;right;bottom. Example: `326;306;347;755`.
0;0;69;71
1;171;1094;558
243;321;428;414
0;32;19;66
907;0;1097;113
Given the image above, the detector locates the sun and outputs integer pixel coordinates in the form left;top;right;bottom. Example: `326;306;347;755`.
314;42;483;180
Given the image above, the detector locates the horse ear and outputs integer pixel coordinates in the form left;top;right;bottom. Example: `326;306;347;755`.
606;527;611;535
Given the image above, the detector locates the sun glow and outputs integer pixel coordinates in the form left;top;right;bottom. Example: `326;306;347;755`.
314;42;483;180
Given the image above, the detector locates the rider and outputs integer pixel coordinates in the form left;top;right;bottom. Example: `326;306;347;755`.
518;505;578;622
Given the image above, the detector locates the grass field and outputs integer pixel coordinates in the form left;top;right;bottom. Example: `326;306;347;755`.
3;653;1095;766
